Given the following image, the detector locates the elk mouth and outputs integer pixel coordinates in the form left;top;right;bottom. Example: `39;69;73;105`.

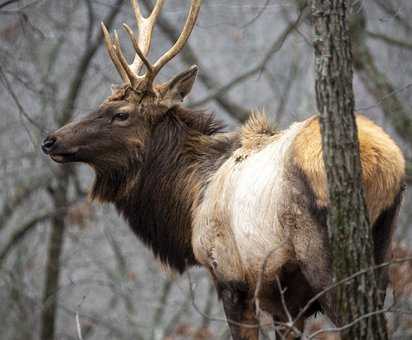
41;135;80;163
50;152;77;163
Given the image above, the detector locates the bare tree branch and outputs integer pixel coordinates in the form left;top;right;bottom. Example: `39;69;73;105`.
38;4;125;336
263;54;300;120
60;306;130;339
0;65;44;132
406;160;412;184
191;5;309;110
367;30;412;50
75;312;84;340
290;256;412;334
186;272;266;330
84;0;95;45
0;211;51;264
140;0;250;122
152;278;174;328
0;174;51;229
308;307;391;339
59;0;124;125
163;286;193;335
102;228;144;340
200;281;216;329
0;0;19;10
373;0;412;33
351;12;412;148
0;0;43;14
41;196;67;340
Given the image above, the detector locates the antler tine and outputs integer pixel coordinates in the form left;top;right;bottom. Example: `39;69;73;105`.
131;0;164;23
151;0;202;79
148;0;165;22
101;23;131;85
122;23;153;73
129;0;166;75
101;0;202;88
131;0;144;25
113;30;140;87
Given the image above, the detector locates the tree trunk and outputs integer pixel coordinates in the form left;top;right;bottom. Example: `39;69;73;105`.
312;1;388;339
40;171;69;340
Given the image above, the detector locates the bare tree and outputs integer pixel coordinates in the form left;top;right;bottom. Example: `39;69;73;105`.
1;1;412;339
40;2;124;339
313;0;388;339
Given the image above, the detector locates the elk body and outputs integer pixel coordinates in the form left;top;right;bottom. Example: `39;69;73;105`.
41;1;405;338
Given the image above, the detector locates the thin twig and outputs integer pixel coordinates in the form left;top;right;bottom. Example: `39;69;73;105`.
356;82;412;111
254;242;286;318
239;0;271;29
275;277;292;324
140;0;250;122
75;312;84;340
186;272;268;329
374;0;412;33
288;256;412;335
59;0;124;125
307;307;390;339
0;65;44;132
0;0;18;10
0;0;42;12
191;4;309;107
0;211;51;264
0;174;51;229
367;30;412;51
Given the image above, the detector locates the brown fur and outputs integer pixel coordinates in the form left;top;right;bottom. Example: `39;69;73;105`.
191;113;404;335
39;1;406;335
108;104;240;272
292;115;405;223
43;87;404;338
240;111;277;151
43;83;240;272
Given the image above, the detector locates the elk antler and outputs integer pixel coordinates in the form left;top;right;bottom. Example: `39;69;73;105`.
101;0;202;90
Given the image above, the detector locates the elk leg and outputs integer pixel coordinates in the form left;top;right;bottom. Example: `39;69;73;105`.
217;281;259;340
292;224;339;326
372;188;403;300
271;315;304;339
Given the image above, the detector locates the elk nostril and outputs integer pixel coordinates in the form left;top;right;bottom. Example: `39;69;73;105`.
41;136;57;154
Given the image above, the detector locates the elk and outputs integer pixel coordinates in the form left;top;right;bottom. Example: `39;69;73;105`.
41;0;405;338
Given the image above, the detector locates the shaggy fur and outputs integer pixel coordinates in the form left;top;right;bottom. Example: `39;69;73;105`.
44;102;405;339
112;107;240;271
292;115;405;223
39;1;406;336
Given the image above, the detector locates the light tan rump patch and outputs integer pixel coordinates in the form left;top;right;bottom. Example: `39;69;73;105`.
292;115;405;223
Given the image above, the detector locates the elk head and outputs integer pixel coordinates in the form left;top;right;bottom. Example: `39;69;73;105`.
41;0;202;199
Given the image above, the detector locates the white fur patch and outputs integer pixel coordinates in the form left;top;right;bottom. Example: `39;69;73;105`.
193;121;305;283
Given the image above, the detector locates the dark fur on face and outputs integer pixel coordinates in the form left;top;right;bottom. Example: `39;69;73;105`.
88;86;241;271
112;105;240;271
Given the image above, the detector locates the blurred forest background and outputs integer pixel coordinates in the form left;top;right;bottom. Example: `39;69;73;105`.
1;0;412;339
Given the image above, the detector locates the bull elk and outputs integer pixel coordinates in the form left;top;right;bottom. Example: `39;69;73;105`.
41;0;405;338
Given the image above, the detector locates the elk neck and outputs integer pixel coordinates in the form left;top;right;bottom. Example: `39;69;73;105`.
114;106;240;272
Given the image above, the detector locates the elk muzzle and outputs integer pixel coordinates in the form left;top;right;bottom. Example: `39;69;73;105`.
41;136;56;154
41;125;80;163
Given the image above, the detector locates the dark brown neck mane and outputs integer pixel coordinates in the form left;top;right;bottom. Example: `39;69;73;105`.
98;107;239;272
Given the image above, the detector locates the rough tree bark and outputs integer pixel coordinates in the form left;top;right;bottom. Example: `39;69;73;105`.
312;1;388;339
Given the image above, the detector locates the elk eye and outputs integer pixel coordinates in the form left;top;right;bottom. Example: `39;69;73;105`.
113;112;129;122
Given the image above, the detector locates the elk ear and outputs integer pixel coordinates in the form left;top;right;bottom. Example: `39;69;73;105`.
159;65;198;108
